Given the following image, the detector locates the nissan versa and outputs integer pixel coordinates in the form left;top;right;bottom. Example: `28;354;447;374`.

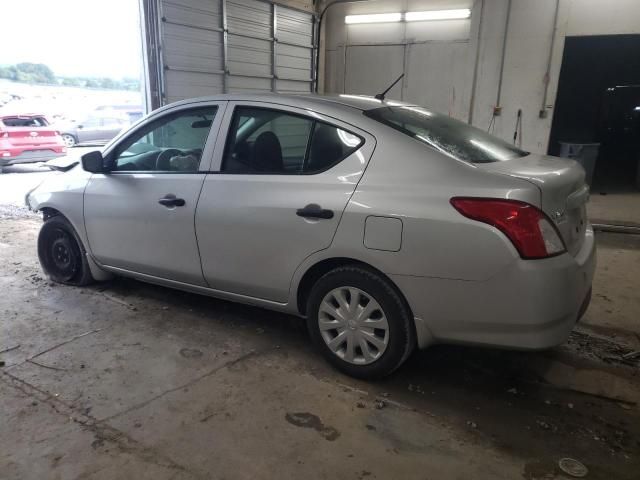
26;94;596;378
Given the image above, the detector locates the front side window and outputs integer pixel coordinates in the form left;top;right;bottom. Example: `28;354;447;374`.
82;117;101;129
102;117;127;128
222;106;363;174
364;106;528;163
111;106;217;172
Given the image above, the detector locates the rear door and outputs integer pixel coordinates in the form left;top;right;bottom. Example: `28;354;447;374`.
84;102;225;285
195;101;375;302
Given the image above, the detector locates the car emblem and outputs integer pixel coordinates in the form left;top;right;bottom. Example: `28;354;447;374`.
29;131;38;137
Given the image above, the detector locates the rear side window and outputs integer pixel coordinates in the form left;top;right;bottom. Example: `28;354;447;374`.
222;106;363;174
364;106;527;163
1;116;48;127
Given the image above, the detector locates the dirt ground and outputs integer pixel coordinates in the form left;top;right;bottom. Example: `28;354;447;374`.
1;204;640;479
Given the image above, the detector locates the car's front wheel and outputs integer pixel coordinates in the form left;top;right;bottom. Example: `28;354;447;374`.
306;265;415;379
38;216;94;286
61;134;76;148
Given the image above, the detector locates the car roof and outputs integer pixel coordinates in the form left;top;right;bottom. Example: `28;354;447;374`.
0;113;47;118
167;93;417;113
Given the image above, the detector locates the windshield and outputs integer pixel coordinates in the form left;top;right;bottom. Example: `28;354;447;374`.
1;116;49;127
364;106;528;163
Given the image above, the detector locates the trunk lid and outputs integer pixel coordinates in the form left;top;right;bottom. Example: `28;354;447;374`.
2;127;59;147
478;153;589;256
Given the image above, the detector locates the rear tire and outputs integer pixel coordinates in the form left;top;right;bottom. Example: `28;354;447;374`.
61;134;76;148
38;216;94;286
306;265;415;379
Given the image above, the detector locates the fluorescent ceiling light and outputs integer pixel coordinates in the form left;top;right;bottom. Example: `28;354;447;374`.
345;13;402;24
405;8;471;21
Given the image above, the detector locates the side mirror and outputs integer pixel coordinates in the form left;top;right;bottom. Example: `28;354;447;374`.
81;151;108;173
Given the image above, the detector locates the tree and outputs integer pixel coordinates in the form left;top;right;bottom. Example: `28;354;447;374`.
0;65;18;81
0;63;140;91
15;63;56;84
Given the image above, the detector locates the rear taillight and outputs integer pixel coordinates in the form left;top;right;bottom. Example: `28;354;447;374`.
1;132;8;138
450;197;566;259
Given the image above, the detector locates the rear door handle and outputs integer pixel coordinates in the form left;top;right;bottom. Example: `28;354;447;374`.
296;204;334;219
158;194;185;207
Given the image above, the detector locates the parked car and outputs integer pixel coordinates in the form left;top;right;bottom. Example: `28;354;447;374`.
58;112;130;147
0;114;66;171
94;104;144;124
26;94;595;378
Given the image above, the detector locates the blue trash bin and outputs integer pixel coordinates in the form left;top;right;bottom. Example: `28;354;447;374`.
558;142;600;186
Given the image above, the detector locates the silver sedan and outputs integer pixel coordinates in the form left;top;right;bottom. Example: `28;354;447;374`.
26;94;596;378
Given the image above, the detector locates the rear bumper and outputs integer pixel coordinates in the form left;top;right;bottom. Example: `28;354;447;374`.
392;225;597;350
0;148;66;166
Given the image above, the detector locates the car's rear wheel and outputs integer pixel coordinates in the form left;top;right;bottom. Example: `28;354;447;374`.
306;265;415;379
61;134;76;148
38;216;94;286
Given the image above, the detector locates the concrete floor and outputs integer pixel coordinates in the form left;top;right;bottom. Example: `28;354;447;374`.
1;170;640;479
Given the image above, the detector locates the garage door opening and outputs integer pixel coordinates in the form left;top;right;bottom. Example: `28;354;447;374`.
0;0;145;153
548;35;640;195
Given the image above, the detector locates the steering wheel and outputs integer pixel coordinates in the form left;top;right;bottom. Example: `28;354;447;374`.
155;148;184;171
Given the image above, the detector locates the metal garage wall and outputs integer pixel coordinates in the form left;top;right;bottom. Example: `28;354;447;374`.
142;0;315;108
404;41;471;118
325;0;640;154
322;1;473;120
338;16;473;120
344;45;404;98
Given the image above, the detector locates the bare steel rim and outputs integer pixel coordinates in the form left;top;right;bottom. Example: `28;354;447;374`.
318;286;389;365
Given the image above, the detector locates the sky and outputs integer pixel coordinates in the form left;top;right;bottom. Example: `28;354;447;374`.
1;0;142;79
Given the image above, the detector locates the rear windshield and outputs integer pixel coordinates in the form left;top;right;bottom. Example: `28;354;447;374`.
1;116;49;127
364;106;527;163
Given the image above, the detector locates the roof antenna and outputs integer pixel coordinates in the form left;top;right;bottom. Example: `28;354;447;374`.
374;74;404;101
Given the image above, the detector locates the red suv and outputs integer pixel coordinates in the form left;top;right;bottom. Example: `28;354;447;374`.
0;114;67;171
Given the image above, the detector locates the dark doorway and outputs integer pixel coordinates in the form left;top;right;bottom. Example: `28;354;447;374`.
548;35;640;193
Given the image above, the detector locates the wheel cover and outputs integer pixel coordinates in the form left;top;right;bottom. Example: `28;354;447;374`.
48;228;78;281
318;286;389;365
62;135;75;147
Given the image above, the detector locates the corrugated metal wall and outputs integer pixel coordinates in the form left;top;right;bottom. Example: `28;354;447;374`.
143;0;315;108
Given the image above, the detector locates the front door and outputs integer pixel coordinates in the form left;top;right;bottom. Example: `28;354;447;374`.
98;116;128;143
196;102;375;302
84;102;225;285
76;117;103;143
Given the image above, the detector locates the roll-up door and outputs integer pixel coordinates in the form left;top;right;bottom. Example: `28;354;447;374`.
142;0;316;109
275;6;314;93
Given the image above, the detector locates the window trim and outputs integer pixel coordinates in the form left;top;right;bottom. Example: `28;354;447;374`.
105;105;219;174
220;105;365;176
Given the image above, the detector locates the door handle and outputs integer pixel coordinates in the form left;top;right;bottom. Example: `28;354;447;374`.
296;204;334;219
158;194;186;207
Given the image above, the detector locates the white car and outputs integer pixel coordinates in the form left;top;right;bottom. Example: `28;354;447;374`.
26;94;596;378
